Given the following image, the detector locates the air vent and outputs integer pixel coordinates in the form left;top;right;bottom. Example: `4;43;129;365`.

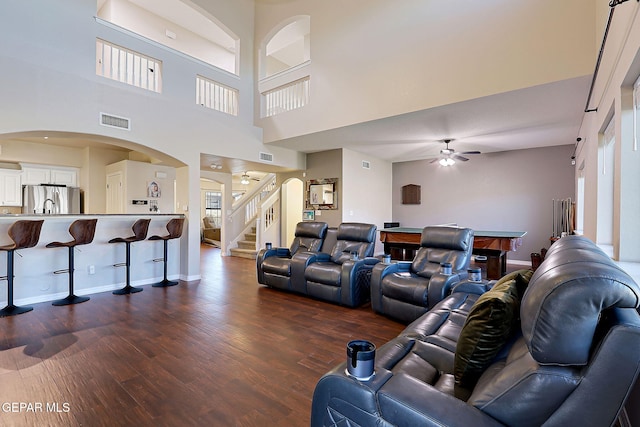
259;152;273;162
362;160;371;169
100;113;130;130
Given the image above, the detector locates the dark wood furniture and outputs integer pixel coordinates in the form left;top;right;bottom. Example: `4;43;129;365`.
379;227;526;279
401;184;421;204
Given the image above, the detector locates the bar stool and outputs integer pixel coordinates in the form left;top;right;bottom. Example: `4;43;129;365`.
46;219;97;306
109;218;150;295
149;217;185;287
0;220;44;317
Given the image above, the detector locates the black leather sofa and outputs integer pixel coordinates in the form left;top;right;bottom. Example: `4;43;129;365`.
311;235;640;427
370;226;474;323
257;222;378;307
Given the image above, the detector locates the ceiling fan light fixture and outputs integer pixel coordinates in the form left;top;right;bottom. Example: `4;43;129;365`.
240;173;250;185
439;158;455;166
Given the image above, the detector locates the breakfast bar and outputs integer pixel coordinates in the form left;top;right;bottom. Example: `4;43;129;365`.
379;227;527;279
0;214;185;309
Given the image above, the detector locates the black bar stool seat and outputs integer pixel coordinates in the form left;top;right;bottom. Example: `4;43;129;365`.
46;219;97;306
149;217;185;287
109;218;150;295
0;220;44;317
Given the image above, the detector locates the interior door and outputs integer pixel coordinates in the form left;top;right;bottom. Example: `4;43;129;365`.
106;172;124;214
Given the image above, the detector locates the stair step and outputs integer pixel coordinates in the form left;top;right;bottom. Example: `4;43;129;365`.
244;233;256;241
229;248;258;260
238;240;256;250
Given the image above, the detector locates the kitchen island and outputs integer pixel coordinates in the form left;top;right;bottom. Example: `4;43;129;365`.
0;214;185;307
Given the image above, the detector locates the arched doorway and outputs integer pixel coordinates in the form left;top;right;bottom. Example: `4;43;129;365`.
281;177;304;246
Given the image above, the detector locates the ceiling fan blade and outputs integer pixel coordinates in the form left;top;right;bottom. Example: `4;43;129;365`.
460;150;481;155
429;158;440;163
453;154;469;162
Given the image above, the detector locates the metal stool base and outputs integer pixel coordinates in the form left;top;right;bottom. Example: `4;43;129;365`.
113;285;143;295
52;294;90;306
0;304;33;317
152;279;179;287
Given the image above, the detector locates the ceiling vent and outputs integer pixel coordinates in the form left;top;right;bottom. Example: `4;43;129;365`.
259;152;273;162
100;112;131;130
362;160;371;169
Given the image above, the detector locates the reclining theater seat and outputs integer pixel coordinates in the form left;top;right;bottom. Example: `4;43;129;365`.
295;222;378;307
371;226;474;323
311;235;640;427
256;221;328;291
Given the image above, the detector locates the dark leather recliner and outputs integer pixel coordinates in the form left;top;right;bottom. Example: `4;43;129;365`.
292;222;378;307
256;221;328;291
311;235;640;427
371;226;474;323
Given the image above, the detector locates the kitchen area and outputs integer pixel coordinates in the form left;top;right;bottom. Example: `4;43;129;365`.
0;148;185;313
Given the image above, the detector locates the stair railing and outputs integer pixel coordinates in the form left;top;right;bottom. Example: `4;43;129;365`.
227;174;277;254
255;187;281;250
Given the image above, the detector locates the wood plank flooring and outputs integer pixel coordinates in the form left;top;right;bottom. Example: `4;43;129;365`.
0;245;406;426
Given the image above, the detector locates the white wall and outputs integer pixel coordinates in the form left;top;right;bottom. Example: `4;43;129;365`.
255;0;595;142
105;160;177;214
342;148;392;254
392;145;575;262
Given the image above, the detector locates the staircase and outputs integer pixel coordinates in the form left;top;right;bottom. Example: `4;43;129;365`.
228;173;280;260
229;225;258;259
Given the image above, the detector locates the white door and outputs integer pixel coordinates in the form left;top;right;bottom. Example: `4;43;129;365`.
106;172;124;214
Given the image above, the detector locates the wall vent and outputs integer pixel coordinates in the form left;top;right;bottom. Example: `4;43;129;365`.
362;160;371;169
100;113;130;130
259;152;274;162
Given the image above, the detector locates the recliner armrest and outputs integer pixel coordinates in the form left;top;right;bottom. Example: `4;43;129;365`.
339;257;380;307
427;271;468;309
256;248;282;284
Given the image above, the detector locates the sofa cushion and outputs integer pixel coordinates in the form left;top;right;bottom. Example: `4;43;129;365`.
305;262;342;286
454;270;533;393
381;273;429;305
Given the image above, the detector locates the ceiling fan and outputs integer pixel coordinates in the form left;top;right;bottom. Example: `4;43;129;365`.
239;171;261;185
429;139;481;166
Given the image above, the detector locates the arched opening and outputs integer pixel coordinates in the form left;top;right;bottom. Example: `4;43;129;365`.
97;0;240;74
281;177;304;246
261;16;310;79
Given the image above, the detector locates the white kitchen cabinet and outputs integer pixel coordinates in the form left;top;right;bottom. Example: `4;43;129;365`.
0;169;23;206
21;164;78;187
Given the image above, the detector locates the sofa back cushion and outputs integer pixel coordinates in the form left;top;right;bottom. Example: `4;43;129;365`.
412;226;474;278
330;223;377;264
290;221;328;254
454;270;533;395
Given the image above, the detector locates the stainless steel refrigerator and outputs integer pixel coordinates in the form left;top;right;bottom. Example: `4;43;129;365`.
22;185;81;214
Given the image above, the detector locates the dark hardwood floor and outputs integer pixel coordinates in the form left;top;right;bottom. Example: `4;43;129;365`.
0;245;406;426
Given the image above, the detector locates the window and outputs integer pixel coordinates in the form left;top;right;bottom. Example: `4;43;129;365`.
196;76;238;116
205;191;222;226
633;75;640;151
96;39;162;93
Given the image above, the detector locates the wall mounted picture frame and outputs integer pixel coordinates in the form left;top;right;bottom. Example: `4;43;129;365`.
148;181;161;198
306;178;338;210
